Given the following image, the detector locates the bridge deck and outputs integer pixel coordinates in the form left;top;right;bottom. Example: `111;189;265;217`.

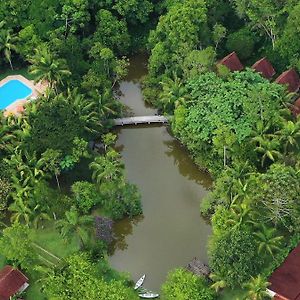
113;115;168;126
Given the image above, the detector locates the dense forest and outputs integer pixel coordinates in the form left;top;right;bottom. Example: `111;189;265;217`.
1;0;300;299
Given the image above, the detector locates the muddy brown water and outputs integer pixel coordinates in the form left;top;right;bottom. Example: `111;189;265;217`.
109;54;212;291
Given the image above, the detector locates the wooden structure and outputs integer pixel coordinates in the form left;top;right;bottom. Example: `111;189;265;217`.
0;266;29;300
113;115;168;126
219;52;244;72
268;243;300;299
275;69;300;93
186;258;210;277
252;57;276;79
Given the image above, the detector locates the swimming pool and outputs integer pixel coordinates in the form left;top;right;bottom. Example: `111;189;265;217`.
0;79;32;109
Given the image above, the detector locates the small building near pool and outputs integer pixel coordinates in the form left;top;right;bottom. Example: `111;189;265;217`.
267;243;300;300
0;265;29;300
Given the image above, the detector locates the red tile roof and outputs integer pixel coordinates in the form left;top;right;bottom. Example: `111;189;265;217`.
252;57;276;79
275;69;300;93
269;244;300;300
219;52;244;72
0;266;28;300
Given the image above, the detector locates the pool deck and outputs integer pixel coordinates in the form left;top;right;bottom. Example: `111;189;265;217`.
0;75;47;116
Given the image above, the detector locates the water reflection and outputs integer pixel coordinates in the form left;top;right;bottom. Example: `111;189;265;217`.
110;215;144;254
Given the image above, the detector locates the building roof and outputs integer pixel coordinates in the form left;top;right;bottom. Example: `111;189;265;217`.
252;57;276;79
269;243;300;300
0;266;28;300
275;69;300;93
219;52;244;72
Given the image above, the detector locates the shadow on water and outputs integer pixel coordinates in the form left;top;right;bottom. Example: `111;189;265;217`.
109;54;212;291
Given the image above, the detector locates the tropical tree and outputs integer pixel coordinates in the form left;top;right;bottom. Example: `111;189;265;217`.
0;27;18;69
226;202;253;229
252;135;282;167
9;198;33;226
209;272;227;292
89;149;124;184
28;46;71;90
275;119;300;155
159;75;187;113
253;224;283;257
243;275;271;300
56;206;94;248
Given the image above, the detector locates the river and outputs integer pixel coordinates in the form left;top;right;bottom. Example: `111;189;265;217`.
109;54;212;291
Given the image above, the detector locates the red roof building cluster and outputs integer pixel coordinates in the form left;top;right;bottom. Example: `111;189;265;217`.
252;57;276;79
275;69;300;93
219;52;244;72
268;243;300;300
0;266;29;300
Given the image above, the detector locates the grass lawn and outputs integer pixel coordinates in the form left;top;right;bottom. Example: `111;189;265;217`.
218;288;246;300
24;224;80;300
25;282;46;300
31;222;80;259
0;67;36;81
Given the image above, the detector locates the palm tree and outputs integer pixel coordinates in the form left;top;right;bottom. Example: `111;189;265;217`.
89;150;123;184
275;119;300;154
243;275;271;300
226;202;253;229
254;224;283;257
209;272;227;292
159;75;186;113
56;206;94;248
28;46;71;91
9;198;33;226
252;135;282;167
0;28;18;70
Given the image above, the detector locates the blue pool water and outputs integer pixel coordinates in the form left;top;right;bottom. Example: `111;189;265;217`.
0;79;32;109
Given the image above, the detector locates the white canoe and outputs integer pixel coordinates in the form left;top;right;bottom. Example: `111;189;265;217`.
134;274;146;290
138;293;159;299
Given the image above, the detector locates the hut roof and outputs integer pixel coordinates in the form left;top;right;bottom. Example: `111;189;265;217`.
0;266;28;300
219;52;244;72
269;243;300;300
252;57;276;79
275;69;300;93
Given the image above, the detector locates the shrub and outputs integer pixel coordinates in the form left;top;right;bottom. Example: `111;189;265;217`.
209;226;263;287
71;181;100;213
162;268;216;300
226;27;256;60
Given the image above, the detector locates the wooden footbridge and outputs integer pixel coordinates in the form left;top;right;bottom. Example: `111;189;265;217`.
113;115;169;126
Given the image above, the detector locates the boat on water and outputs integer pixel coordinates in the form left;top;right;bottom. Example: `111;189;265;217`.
138;293;159;299
134;274;146;290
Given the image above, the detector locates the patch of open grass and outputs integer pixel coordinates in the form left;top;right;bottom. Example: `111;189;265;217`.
25;281;46;300
31;222;79;260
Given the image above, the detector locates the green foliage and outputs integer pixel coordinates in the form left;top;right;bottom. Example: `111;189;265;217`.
161;268;216;300
250;163;300;231
28;95;85;156
209;226;263;287
0;223;37;270
43;252;139;300
71;181;99;213
172;70;285;173
243;275;271;300
0;177;11;210
226;27;256;60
